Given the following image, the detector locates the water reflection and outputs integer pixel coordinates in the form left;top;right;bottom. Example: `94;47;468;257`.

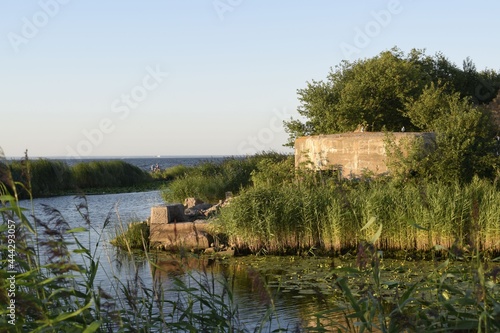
150;253;342;331
20;191;343;331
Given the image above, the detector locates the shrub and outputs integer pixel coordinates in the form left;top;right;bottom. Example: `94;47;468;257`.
111;221;149;250
152;164;190;180
162;152;291;203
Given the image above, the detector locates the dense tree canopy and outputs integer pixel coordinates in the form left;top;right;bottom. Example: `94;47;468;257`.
286;48;500;181
285;48;500;142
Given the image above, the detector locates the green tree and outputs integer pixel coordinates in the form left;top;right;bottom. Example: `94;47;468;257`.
285;47;500;146
412;87;497;181
287;47;500;181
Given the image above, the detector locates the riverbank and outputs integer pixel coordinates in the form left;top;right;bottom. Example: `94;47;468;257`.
151;152;500;257
2;155;234;199
2;161;500;331
4;158;155;198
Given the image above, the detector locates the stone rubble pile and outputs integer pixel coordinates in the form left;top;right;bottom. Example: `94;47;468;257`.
148;195;233;255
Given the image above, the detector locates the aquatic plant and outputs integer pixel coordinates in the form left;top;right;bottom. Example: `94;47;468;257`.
72;160;152;189
162;152;290;203
152;164;190;180
111;221;150;251
312;220;500;332
217;172;500;256
8;155;75;197
6;155;154;198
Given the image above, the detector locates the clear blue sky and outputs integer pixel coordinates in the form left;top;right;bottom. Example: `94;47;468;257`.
1;0;499;158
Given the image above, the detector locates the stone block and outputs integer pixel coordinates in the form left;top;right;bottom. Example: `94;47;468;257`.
149;221;212;251
151;204;186;224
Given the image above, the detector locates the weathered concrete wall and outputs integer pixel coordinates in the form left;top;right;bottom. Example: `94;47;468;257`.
150;204;212;250
295;132;435;177
150;220;212;250
150;204;186;224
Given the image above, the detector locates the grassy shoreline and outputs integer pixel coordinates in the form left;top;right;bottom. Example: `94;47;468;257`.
5;157;161;199
155;152;500;257
2;152;500;331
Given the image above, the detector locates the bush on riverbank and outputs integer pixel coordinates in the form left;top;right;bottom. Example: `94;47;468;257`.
162;152;290;203
151;164;189;180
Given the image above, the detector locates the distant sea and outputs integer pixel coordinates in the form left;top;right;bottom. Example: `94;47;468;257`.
48;156;230;172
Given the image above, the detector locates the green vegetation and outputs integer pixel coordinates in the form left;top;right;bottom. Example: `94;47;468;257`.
161;149;499;257
162;152;290;203
72;160;151;189
7;157;74;197
321;234;500;332
285;47;500;139
111;221;150;250
6;154;154;198
284;48;500;182
151;164;189;180
0;159;284;332
215;164;500;256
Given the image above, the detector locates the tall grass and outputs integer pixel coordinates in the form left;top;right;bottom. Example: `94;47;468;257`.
72;160;151;189
152;164;190;180
6;157;153;198
163;152;290;203
111;221;150;250
217;172;500;256
9;157;75;197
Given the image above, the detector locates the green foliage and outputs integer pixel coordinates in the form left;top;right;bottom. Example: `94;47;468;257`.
394;86;499;182
0;184;111;331
152;164;189;180
9;158;75;197
111;221;149;250
286;47;500;182
404;82;453;130
162;152;290;203
216;174;500;255
250;155;295;188
4;158;154;198
72;160;151;189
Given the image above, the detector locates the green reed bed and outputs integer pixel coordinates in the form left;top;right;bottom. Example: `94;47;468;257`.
216;177;500;256
111;221;150;251
72;160;151;189
6;156;153;198
8;158;75;197
162;152;290;203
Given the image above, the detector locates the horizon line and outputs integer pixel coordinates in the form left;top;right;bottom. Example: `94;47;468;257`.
3;154;276;159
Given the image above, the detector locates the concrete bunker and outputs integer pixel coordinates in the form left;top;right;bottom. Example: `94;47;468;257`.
294;132;436;178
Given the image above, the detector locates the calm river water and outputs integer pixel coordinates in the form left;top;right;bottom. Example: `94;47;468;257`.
19;190;340;331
